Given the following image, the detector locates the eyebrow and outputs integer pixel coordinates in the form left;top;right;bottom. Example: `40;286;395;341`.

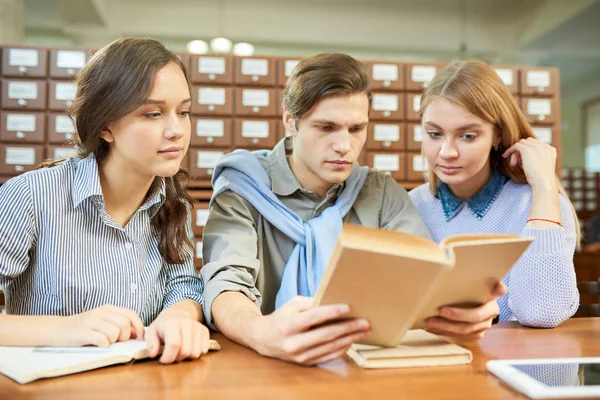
312;119;369;127
424;121;482;131
143;98;192;105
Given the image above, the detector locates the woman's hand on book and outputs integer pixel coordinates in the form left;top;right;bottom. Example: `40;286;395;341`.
146;308;211;364
52;305;145;347
424;282;507;340
250;296;371;366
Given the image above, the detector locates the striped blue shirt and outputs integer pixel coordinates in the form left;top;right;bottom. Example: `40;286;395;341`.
0;155;203;325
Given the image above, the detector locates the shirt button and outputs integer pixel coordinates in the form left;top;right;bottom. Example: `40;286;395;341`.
130;283;138;292
125;242;133;250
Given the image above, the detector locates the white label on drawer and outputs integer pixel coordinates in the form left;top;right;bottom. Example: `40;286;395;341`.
572;180;583;189
494;68;514;86
6;114;36;132
54;147;77;159
372;64;398;81
9;49;39;67
573;169;583;178
586;171;596;178
588;191;597;200
55;82;77;101
413;125;423;142
527;99;551;116
242;121;270;138
198;88;226;105
373;154;399;171
574;201;583;211
586;180;596;189
56;50;86;69
198;57;226;74
8;82;38;99
413;155;428;172
526;71;550;88
195;209;209;227
241;59;268;76
572;190;583;200
196;120;224;137
242;89;270;107
197;151;224;168
586;202;597;211
285;60;300;77
196;241;203;259
373;124;399;142
6;147;35;165
412;95;421;113
372;94;398;111
411;66;437;83
55;115;76;133
532;127;552;144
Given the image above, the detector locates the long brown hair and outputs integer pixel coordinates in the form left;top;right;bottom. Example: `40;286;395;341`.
420;60;580;243
283;53;372;127
41;38;194;264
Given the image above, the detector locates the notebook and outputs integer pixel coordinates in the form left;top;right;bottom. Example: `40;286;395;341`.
313;224;533;347
347;329;472;369
0;339;221;384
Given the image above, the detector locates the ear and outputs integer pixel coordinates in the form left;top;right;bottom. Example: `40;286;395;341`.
100;124;114;143
282;108;298;137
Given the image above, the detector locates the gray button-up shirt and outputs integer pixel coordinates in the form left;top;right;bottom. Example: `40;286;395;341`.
201;138;431;329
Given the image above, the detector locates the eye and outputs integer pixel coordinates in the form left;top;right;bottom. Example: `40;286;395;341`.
319;125;333;132
145;112;161;119
427;130;442;139
179;110;191;117
462;133;477;141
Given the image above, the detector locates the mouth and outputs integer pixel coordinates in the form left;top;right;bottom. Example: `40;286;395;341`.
327;160;352;165
158;146;183;154
437;164;462;174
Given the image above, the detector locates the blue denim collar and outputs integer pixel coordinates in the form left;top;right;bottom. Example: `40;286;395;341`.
436;169;509;221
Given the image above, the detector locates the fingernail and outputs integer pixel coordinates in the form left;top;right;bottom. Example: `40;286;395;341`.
338;305;350;314
440;308;451;317
358;319;369;329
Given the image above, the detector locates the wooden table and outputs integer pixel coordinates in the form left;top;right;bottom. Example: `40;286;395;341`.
2;318;600;399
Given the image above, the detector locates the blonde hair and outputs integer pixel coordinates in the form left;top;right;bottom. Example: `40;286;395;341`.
420;60;580;245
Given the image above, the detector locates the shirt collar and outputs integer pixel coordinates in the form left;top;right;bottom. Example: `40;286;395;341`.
436;169;509;221
268;137;343;197
71;153;166;211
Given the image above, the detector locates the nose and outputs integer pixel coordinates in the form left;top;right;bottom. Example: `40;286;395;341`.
439;138;458;159
332;130;351;155
164;112;185;140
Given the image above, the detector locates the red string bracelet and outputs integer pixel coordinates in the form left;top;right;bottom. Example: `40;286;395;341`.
526;218;562;227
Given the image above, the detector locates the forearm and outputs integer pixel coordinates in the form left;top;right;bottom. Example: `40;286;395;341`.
527;184;561;229
211;291;264;351
0;314;63;346
159;299;203;322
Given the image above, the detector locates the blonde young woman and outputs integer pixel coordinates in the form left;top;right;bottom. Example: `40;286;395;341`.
409;60;579;329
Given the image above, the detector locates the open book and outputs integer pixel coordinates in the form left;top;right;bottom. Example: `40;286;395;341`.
0;339;221;384
314;224;533;348
347;329;472;369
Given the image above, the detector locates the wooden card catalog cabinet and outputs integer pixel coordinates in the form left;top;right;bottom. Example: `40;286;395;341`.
192;203;210;236
191;55;233;84
1;79;47;110
189;149;225;180
46;145;77;161
49;49;91;79
407;153;428;181
521;97;558;124
47;113;76;144
191;117;233;147
370;92;405;121
367;152;406;180
366;123;404;151
405;63;445;92
48;81;77;111
0;144;44;175
276;89;283;116
235;57;276;86
406;123;424;151
191;86;233;116
194;240;203;270
366;62;404;91
493;66;519;94
234;119;277;148
406;93;422;121
0;112;45;143
520;68;558;96
531;125;555;145
277;59;301;87
2;47;48;78
235;88;276;117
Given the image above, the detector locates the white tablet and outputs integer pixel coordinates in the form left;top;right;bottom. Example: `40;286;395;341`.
487;358;600;399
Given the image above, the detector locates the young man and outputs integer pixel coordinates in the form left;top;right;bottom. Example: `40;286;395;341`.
201;53;505;365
